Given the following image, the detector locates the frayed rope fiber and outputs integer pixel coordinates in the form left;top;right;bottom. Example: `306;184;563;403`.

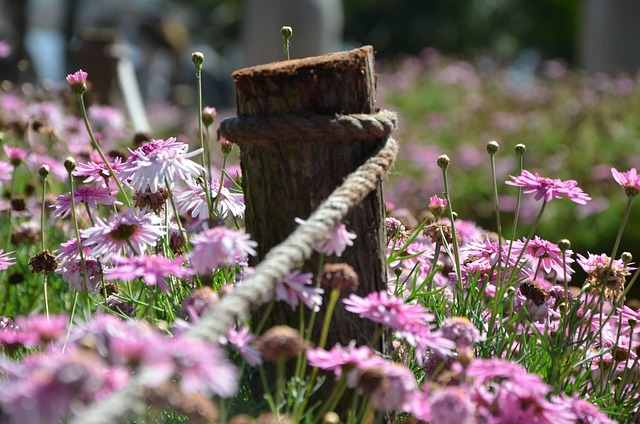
72;110;398;424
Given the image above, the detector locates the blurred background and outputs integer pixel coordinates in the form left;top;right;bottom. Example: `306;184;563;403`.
1;0;640;293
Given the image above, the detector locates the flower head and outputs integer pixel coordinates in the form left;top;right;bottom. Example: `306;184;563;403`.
51;186;121;219
611;167;640;197
343;291;433;329
73;156;124;188
0;250;15;271
105;254;192;291
295;218;356;257
66;69;88;94
120;137;204;193
81;208;164;260
511;236;574;280
175;178;245;220
188;227;257;274
2;145;28;166
272;271;324;312
506;169;591;204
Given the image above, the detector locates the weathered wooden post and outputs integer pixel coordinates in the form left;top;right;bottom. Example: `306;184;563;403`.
228;46;389;350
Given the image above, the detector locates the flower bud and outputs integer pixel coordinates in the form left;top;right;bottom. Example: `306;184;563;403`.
280;26;293;39
437;154;450;169
38;164;49;180
64;157;77;173
202;106;217;127
514;143;526;157
66;69;88;95
558;239;571;252
622;252;633;265
192;52;204;70
486;140;499;154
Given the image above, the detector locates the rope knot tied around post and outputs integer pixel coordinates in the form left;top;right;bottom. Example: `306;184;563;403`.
219;109;398;145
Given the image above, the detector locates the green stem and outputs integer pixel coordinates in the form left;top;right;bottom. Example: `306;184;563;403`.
195;65;214;220
489;151;504;282
440;167;462;287
75;93;131;207
213;154;229;214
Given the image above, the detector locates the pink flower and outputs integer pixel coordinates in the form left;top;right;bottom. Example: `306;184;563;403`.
120;137;204;193
56;257;102;292
51;186;122;219
295;218;356;257
175;178;245;220
273;270;324;312
343;291;433;329
510;236;574;280
0;161;13;184
225;327;262;366
16;314;67;345
73;156;124;187
2;145;28;165
429;195;447;217
429;387;475;424
187;227;257;274
506;169;591;204
0;250;15;271
66;69;88;94
81;208;164;260
368;363;418;411
105;254;192;290
562;394;615;424
611;167;640;197
306;342;388;387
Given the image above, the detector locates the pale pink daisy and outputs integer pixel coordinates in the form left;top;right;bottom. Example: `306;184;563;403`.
510;236;574;280
272;270;324;312
0;250;15;271
81;208;164;260
429;195;447;217
51;186;122;218
56;257;102;292
611;167;640;197
175;178;245;220
120;137;204;193
295;218;357;257
53;236;91;264
506;169;591;204
2;145;28;165
104;254;192;290
224;327;262;367
306;341;388;387
73;156;124;187
343;291;434;329
187;227;257;274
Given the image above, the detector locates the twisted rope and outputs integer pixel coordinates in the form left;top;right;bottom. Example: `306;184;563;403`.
219;109;398;144
73;111;398;424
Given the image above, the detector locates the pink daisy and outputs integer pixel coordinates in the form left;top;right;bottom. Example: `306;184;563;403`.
51;186;122;219
187;227;257;274
272;270;324;312
104;254;192;290
0;250;15;271
611;167;640;197
73;156;124;187
510;236;574;280
224;327;262;367
66;69;88;94
295;218;357;257
306;341;388;387
175;178;245;220
81;208;164;260
56;257;102;292
343;291;434;329
506;169;591;204
2;145;28;165
0;161;13;184
120;137;204;193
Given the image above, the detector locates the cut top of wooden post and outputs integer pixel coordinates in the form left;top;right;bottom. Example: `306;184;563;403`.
232;46;376;117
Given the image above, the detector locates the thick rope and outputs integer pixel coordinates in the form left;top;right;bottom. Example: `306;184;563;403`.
72;112;398;424
220;109;398;145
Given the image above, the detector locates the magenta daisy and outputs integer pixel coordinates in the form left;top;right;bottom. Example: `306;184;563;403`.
2;145;28;166
0;250;15;271
105;254;192;290
175;178;245;220
343;291;433;329
187;227;258;274
51;186;122;219
611;167;640;197
225;327;262;367
66;69;88;94
56;257;102;292
306;341;388;387
81;208;164;260
273;270;324;312
73;156;124;187
429;194;447;217
510;236;574;280
120;137;204;193
0;161;13;185
506;169;591;204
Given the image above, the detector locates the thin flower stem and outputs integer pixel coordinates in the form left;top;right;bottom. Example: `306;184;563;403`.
75;93;131;207
4;166;17;249
195;64;214;220
165;177;189;254
489;151;504;280
43;274;49;318
607;196;634;272
440;167;462;287
213;154;229;213
67;171;89;293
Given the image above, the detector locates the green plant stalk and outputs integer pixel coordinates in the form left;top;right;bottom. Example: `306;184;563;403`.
607;195;634;274
213;153;229;214
489;151;504;281
440;167;462;287
503;153;525;286
67;171;89;293
312;375;348;424
165;177;189;255
40;173;49;318
75;94;131;207
4;165;18;249
194;65;214;220
276;353;286;415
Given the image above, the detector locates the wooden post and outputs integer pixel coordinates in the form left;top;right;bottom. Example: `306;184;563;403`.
231;46;389;351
